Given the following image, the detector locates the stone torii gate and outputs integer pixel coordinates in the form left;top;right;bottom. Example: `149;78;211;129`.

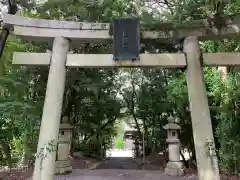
2;13;240;180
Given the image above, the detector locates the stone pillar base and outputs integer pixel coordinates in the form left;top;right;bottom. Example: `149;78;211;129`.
55;160;72;175
165;161;184;176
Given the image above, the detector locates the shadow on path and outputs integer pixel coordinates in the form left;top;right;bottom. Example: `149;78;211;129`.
95;157;140;170
55;157;198;180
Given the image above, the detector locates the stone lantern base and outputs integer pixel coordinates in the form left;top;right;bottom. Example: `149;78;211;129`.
165;161;184;176
55;160;72;175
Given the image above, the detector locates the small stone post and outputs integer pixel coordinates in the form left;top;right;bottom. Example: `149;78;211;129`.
32;37;69;180
163;117;184;176
55;117;73;174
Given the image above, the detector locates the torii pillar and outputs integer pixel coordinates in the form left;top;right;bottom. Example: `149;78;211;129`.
184;36;220;180
32;36;69;180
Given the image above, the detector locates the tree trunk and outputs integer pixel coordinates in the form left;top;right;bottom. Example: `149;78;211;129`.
23;130;31;165
162;142;168;166
2;142;12;168
180;150;189;168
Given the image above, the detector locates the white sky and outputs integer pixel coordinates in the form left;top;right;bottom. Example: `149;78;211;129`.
0;3;8;19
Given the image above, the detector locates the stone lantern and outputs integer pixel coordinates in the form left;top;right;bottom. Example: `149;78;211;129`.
163;116;184;176
55;117;73;175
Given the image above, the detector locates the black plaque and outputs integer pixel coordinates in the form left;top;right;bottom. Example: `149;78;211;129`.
112;18;140;61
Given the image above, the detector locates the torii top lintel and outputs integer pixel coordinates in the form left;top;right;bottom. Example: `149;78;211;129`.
2;13;240;43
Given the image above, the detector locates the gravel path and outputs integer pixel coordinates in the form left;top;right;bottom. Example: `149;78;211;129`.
54;157;197;180
95;157;140;169
56;169;197;180
2;157;198;180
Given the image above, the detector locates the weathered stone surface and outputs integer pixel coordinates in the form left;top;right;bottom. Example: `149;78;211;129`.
13;52;240;67
184;36;220;180
3;14;240;42
163;123;181;130
165;162;185;176
55;119;73;175
55;160;72;175
168;143;181;162
164;121;184;176
57;143;70;161
32;36;69;180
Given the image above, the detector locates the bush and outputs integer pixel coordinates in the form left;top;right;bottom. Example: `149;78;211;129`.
115;136;124;149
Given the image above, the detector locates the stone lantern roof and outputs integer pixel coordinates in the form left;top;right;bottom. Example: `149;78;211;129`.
163;116;181;130
163;122;181;130
60;116;73;130
123;130;140;139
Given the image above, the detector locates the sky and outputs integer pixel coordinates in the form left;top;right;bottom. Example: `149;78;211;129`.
0;2;8;20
